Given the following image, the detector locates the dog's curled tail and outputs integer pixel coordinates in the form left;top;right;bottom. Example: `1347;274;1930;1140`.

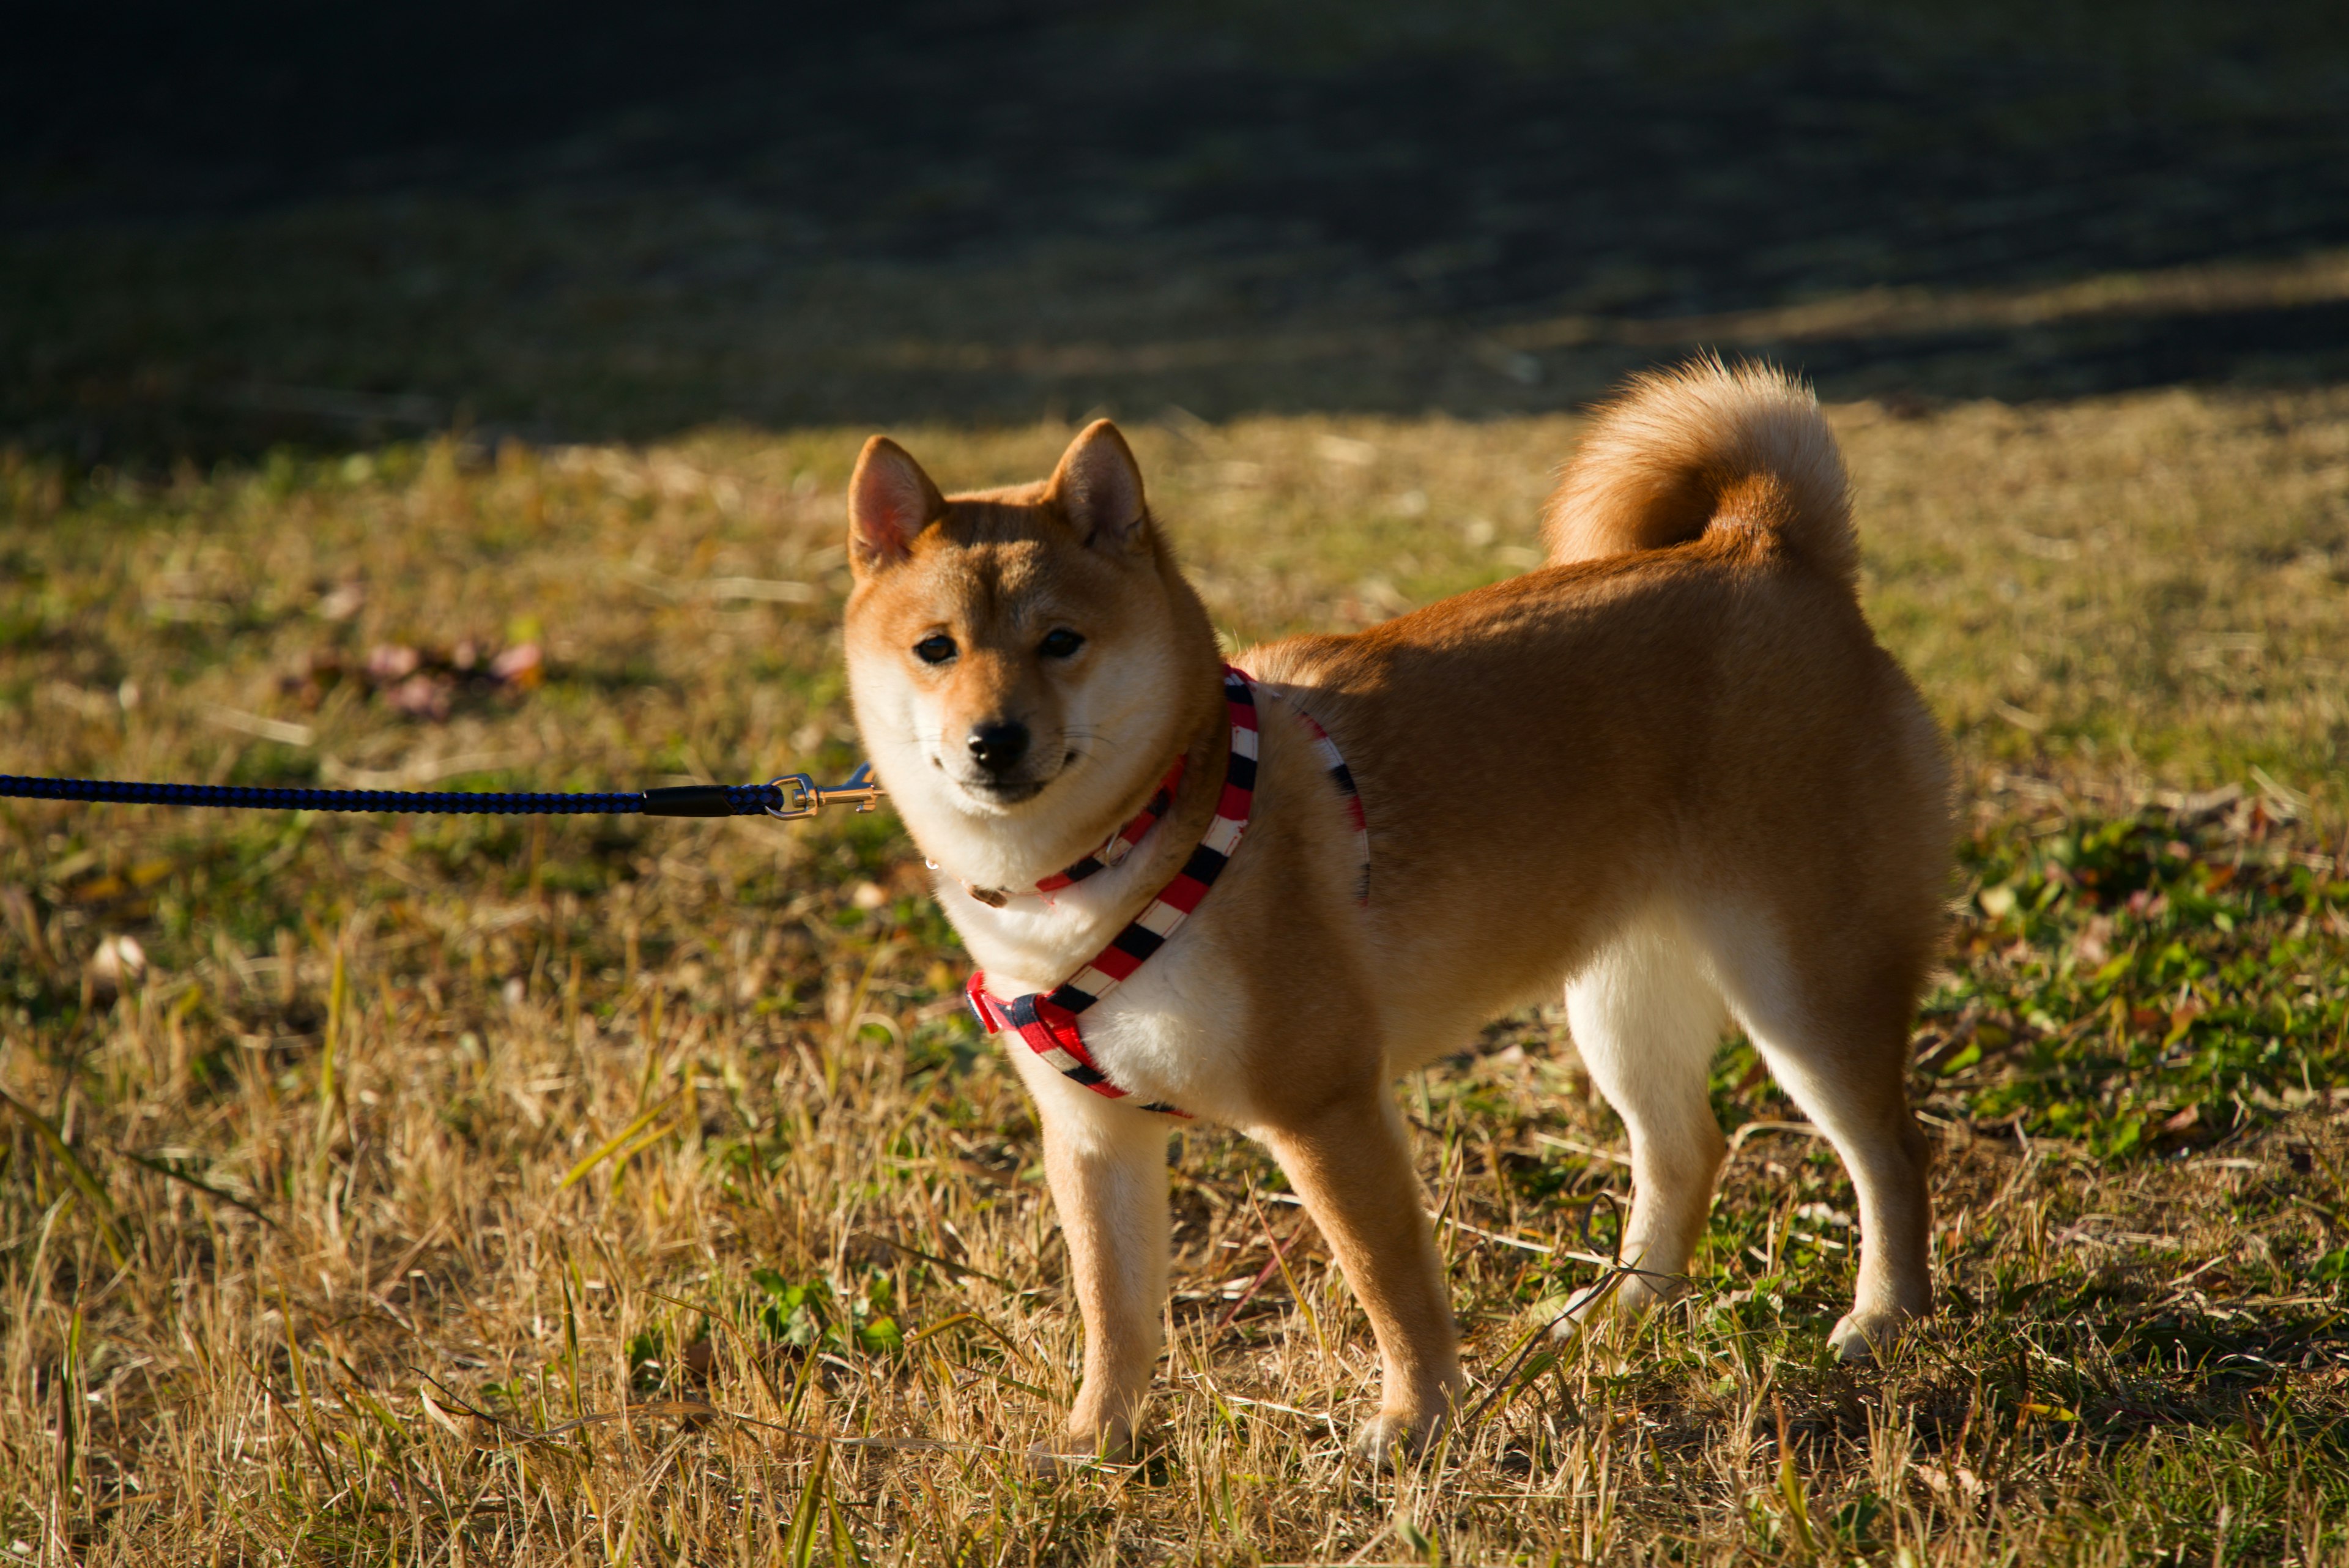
1542;357;1857;586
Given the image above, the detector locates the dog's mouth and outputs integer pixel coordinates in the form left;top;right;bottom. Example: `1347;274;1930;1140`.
960;775;1048;806
938;746;1078;811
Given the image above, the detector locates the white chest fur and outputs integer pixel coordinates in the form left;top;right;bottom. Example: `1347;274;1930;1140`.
943;847;1259;1127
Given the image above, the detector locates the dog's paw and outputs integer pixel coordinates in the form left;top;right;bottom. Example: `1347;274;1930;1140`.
1349;1406;1447;1467
1022;1443;1096;1479
1827;1309;1913;1364
1025;1427;1134;1476
1543;1310;1636;1377
1546;1303;1610;1347
1547;1270;1673;1344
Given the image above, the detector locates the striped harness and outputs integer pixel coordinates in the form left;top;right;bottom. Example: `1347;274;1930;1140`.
965;665;1366;1115
1285;694;1370;905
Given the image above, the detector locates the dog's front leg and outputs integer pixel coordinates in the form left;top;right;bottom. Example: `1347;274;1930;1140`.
1033;1089;1170;1464
1263;1093;1461;1458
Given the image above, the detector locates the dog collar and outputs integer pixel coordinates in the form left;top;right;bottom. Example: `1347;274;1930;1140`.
1035;755;1186;893
966;666;1370;1115
954;754;1189;908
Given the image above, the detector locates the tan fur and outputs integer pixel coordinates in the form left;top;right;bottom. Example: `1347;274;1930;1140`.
1544;354;1860;585
842;365;1953;1463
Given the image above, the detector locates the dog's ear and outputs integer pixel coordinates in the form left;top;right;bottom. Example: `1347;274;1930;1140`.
1047;420;1151;552
847;436;945;574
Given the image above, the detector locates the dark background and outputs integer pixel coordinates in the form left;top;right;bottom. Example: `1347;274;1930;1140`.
6;0;2348;464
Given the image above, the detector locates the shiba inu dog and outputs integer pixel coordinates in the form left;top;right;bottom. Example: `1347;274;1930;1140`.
841;359;1951;1463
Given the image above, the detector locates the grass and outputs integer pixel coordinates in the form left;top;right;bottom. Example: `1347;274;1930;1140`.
3;387;2348;1564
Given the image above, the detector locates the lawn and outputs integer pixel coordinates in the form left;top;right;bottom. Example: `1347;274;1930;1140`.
8;0;2349;1559
4;385;2348;1563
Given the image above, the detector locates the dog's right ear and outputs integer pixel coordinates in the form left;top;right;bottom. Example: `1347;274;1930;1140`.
847;436;946;575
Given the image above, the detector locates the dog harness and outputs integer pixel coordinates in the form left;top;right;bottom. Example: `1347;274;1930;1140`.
1283;695;1370;905
965;665;1367;1115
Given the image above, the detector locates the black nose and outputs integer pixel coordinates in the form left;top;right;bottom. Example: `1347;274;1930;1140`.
967;721;1031;775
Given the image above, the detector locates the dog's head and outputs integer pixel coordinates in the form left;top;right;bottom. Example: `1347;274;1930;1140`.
842;420;1219;886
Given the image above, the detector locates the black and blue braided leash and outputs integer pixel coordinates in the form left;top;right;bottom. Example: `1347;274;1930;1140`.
0;764;883;821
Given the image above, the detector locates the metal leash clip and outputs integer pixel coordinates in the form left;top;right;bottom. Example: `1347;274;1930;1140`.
764;762;885;820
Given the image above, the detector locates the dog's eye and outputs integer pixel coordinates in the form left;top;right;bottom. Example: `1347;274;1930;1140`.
1038;628;1085;659
913;634;957;665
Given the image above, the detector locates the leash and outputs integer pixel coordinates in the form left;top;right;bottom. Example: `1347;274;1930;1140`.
0;765;885;820
15;675;1367;1120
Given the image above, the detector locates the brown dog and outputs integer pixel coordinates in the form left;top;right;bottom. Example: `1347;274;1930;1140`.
842;359;1951;1461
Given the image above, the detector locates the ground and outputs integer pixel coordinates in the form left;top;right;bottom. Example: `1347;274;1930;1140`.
4;3;2349;1564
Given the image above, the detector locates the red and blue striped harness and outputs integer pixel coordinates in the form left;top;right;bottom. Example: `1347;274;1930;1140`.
965;665;1367;1115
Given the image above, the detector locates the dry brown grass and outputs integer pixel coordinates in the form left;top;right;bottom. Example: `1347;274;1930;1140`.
4;387;2349;1562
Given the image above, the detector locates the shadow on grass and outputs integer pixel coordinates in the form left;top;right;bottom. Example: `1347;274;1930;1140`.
6;0;2349;465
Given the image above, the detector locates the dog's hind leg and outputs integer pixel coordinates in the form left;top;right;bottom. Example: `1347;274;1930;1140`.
1705;913;1933;1362
1558;913;1732;1333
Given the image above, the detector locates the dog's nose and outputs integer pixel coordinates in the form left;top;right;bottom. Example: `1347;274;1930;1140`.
967;721;1031;775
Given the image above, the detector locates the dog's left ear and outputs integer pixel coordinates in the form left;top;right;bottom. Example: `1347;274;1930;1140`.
1048;420;1151;552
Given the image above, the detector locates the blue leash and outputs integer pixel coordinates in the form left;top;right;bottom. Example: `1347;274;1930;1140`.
0;764;885;820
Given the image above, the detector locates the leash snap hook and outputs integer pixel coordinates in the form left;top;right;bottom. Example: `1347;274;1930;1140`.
763;762;884;820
